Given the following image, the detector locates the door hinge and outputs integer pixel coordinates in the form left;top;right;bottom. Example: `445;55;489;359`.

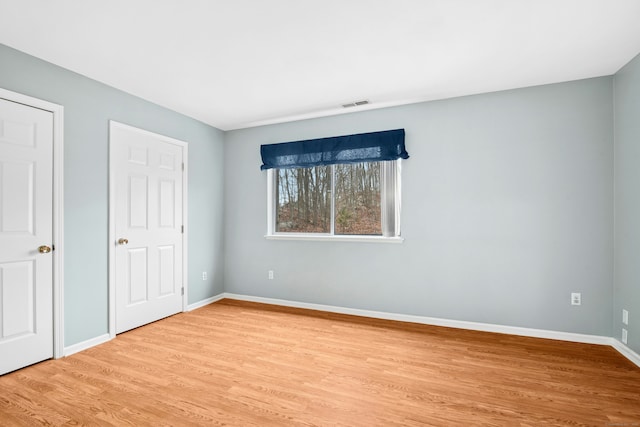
181;225;184;234
182;162;184;171
181;287;184;296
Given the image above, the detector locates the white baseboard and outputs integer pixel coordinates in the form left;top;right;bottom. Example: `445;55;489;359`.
223;293;612;346
187;293;226;311
64;333;111;357
59;293;640;370
62;294;224;357
611;339;640;368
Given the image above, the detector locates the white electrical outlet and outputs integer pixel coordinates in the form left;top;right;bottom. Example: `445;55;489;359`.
622;309;629;325
571;293;581;306
202;271;207;281
268;270;274;280
622;328;628;344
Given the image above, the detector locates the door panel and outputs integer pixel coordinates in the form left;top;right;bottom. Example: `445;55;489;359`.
128;248;148;305
0;98;53;375
1;161;34;234
129;175;149;229
159;179;175;228
0;116;36;147
1;260;34;338
112;123;184;334
158;245;175;297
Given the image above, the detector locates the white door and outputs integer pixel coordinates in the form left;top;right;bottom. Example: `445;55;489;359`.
0;98;53;375
111;122;185;334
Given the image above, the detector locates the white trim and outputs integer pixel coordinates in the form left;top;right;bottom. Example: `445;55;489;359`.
223;294;640;366
52;99;64;360
330;164;336;235
0;87;65;359
266;169;275;235
223;293;614;346
186;293;226;311
266;161;404;241
611;339;640;368
108;124;116;338
108;125;115;337
182;144;189;311
265;234;404;243
55;293;640;368
108;121;189;338
63;334;111;357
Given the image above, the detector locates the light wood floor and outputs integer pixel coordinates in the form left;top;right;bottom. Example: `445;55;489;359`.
1;299;639;426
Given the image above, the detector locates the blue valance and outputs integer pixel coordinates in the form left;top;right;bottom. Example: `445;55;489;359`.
260;129;408;170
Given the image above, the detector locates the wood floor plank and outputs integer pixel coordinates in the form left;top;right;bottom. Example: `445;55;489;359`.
1;299;639;426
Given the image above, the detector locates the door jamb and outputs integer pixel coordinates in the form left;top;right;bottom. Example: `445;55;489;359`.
0;87;65;359
108;120;189;338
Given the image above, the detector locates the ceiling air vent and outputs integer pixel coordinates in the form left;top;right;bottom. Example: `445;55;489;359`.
342;100;370;108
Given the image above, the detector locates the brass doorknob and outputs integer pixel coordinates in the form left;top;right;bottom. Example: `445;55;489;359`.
118;238;129;245
38;245;52;254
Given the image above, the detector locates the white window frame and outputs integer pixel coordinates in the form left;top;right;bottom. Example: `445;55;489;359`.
266;160;404;243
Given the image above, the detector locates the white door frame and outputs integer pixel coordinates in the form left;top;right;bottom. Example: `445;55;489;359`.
0;87;65;359
108;120;188;338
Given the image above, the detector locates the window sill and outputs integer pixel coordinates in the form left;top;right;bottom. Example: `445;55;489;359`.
264;234;404;243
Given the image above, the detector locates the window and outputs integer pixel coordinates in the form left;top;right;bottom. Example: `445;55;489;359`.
262;129;408;241
269;160;402;239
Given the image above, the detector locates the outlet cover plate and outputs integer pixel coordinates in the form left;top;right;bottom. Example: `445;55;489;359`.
623;309;629;325
571;292;581;306
622;328;628;344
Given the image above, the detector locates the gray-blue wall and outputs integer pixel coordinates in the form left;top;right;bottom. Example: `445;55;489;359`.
3;41;634;351
224;78;614;336
0;44;225;346
614;52;640;354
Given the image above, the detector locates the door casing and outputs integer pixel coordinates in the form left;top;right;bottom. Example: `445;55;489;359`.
0;87;64;359
108;120;188;338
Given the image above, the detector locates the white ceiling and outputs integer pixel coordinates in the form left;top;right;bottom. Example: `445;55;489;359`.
1;0;640;131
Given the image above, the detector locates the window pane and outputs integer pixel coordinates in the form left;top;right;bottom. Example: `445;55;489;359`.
276;166;331;233
335;162;381;235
